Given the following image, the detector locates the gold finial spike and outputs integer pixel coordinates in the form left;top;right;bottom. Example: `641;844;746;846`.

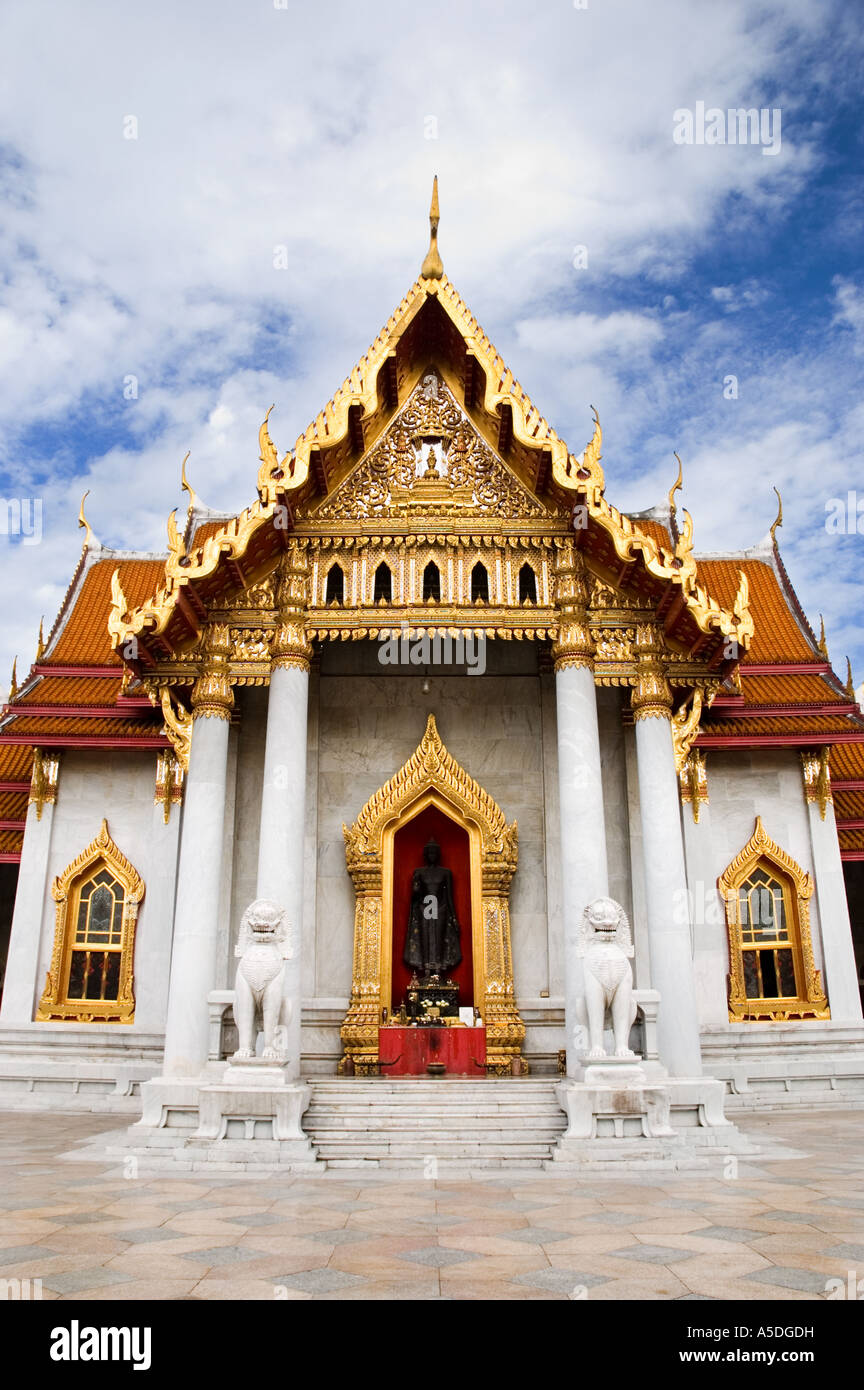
846;657;855;699
78;490;94;548
420;175;444;280
770;485;783;544
36;617;45;661
9;656;18;700
180;451;197;512
668;452;683;516
817;614;829;659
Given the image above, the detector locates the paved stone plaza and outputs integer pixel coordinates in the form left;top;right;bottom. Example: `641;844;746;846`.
0;1108;862;1301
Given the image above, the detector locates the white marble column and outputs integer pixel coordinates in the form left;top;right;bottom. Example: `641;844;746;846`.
256;663;310;1080
255;548;313;1081
553;547;609;1076
680;755;730;1027
803;756;863;1023
632;626;702;1077
162;629;233;1077
0;753;58;1025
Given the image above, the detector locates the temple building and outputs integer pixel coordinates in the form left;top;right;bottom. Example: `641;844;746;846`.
1;185;863;1160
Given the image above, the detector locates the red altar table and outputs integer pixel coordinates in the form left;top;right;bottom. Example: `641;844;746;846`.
378;1026;487;1076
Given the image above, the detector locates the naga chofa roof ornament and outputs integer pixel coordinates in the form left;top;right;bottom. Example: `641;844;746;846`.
108;181;753;659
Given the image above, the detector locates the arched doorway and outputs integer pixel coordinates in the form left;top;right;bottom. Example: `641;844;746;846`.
391;804;473;1011
341;715;524;1073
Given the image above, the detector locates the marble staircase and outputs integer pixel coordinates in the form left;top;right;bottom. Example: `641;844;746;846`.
304;1077;568;1168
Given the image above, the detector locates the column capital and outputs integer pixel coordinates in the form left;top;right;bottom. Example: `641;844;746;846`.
552;543;594;672
631;622;672;721
191;623;234;720
271;548;313;672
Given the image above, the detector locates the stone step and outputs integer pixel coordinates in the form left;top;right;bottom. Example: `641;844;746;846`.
311;1139;553;1158
305;1104;564;1118
306;1116;564;1133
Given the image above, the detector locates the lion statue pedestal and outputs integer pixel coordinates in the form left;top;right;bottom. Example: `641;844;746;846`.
548;896;753;1170
189;899;316;1165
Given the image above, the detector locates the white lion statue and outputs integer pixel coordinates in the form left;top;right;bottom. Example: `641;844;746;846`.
575;896;638;1060
232;898;292;1062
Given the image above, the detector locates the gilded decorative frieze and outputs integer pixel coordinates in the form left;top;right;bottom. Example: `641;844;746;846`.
307;371;559;524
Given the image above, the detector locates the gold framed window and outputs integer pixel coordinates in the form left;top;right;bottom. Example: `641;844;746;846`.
36;819;144;1024
718;816;828;1022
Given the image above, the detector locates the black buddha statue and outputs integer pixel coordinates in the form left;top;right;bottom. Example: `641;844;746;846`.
403;837;462;981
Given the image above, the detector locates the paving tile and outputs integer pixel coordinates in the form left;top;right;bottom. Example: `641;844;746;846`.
114;1227;185;1245
496;1226;573;1245
304;1228;374;1245
273;1268;367;1294
747;1266;833;1293
179;1245;272;1267
223;1212;291;1228
608;1244;696;1264
398;1246;478;1267
0;1244;59;1265
692;1225;764;1243
824;1243;864;1261
45;1267;136;1294
512;1268;611;1294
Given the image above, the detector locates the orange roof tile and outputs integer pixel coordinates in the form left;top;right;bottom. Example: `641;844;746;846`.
0;745;35;781
633;519;672;550
0;791;27;819
50;558;166;666
17;675;125;706
190;520;226;549
703;715;858;736
831;744;864;780
697;558;816;665
7;716;161;739
0;829;22;855
739;672;849;706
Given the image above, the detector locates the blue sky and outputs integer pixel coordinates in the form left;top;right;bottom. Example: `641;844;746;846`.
0;0;862;690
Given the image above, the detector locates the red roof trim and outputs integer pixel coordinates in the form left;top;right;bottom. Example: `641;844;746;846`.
3;704;155;720
33;665;122;678
0;735;168;749
697;732;864;748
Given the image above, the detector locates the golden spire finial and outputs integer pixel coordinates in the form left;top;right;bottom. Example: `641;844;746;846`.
846;657;855;699
180;451;197;512
668;452;683;516
36;617;45;662
9;656;18;700
78;490;94;548
420;175;443;281
817;614;828;659
770;485;783;544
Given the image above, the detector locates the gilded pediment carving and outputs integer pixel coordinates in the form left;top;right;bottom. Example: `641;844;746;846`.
306;371;561;524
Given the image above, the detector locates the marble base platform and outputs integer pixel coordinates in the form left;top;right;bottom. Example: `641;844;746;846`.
126;1063;318;1170
548;1054;759;1170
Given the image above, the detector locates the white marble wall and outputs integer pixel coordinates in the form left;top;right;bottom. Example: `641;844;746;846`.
686;749;826;1024
32;750;179;1034
313;642;552;1005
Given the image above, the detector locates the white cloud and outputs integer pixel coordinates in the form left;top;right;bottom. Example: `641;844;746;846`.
0;0;860;683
